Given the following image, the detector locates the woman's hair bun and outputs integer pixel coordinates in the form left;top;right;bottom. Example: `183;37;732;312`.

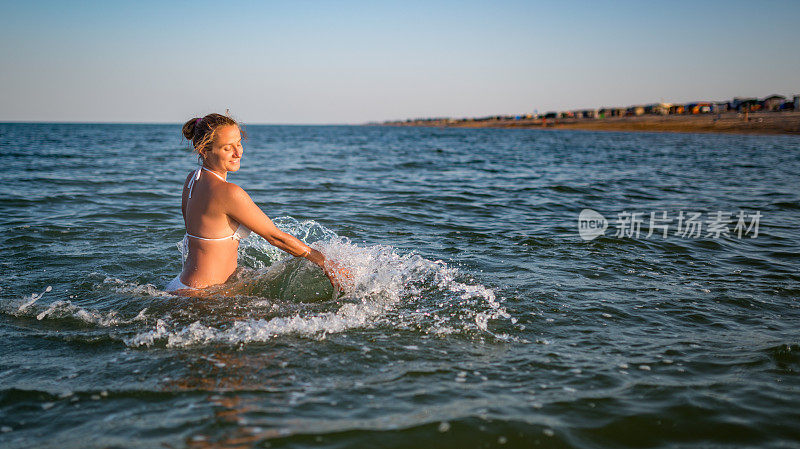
182;117;200;140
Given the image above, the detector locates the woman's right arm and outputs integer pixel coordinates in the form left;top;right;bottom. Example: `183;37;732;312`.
224;183;343;289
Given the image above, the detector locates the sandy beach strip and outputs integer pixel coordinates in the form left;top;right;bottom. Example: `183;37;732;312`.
383;112;800;135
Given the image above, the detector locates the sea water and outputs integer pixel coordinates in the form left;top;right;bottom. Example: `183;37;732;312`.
1;123;798;448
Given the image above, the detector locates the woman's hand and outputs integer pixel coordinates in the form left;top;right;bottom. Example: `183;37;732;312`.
306;248;352;292
324;259;353;292
323;267;342;292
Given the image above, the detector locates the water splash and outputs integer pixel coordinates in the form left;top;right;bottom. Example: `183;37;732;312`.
127;218;512;347
1;284;148;327
17;285;52;311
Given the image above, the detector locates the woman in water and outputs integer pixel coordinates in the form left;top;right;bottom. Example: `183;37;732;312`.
166;113;343;293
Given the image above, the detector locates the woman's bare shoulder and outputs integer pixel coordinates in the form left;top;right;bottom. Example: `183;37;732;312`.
221;181;249;201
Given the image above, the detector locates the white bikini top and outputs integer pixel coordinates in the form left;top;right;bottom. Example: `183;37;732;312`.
184;167;251;242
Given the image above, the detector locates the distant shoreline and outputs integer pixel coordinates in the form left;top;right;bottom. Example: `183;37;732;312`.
380;111;800;135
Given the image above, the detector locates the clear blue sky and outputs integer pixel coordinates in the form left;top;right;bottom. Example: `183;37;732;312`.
1;0;798;124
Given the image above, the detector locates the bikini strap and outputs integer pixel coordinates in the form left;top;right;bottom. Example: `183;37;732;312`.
187;167;202;199
186;167;226;199
185;232;233;241
201;166;226;182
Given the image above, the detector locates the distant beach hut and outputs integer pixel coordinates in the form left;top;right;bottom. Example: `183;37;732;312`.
596;107;622;118
714;102;730;113
761;95;786;111
645;103;671;115
687;102;713;114
669;104;685;115
625;106;645;116
732;97;759;112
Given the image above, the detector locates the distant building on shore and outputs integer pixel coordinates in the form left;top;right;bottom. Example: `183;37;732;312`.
574;109;598;119
685;102;713;114
597;107;626;118
645;103;671;115
714;102;729;113
732;97;760;112
626;106;646;116
761;95;786;111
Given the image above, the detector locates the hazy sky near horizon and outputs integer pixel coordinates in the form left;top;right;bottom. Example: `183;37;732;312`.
1;0;798;124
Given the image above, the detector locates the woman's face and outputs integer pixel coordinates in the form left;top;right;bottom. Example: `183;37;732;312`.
204;125;243;172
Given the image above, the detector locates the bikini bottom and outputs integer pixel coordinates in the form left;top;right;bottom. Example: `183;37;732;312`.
165;274;197;292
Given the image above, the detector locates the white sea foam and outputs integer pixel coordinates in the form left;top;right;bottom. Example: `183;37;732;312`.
126;300;383;347
1;284;149;327
34;300;123;326
99;277;173;298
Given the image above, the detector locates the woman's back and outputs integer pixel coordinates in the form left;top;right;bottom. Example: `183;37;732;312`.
183;169;239;239
180;169;241;288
